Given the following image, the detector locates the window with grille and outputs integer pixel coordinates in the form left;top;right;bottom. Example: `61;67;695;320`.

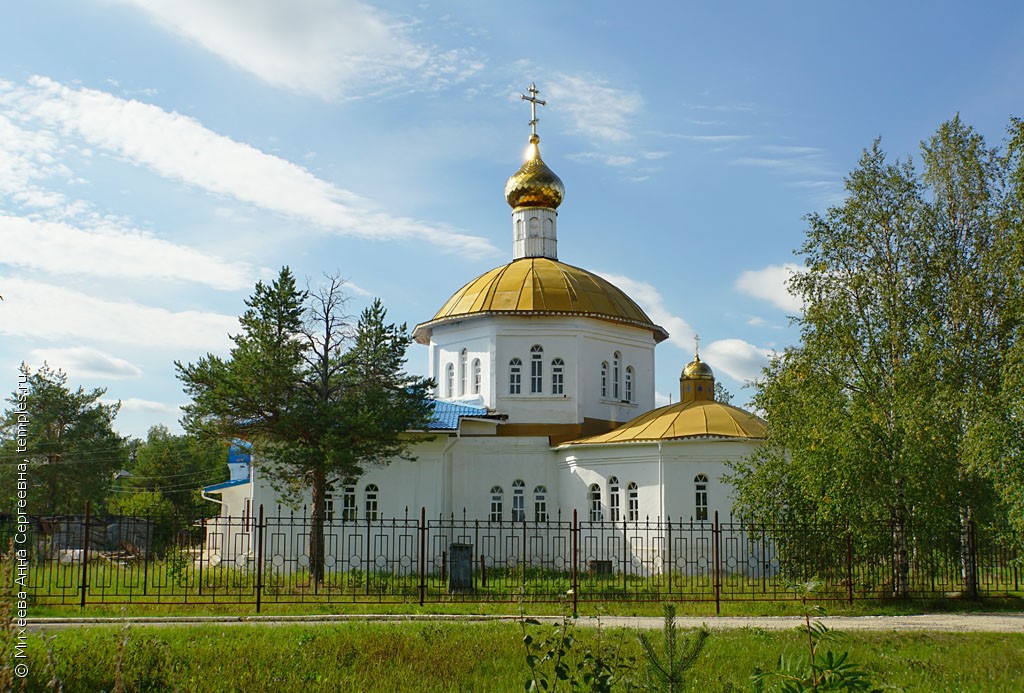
472;358;481;394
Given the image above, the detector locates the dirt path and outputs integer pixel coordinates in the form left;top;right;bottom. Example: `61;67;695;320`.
27;612;1024;633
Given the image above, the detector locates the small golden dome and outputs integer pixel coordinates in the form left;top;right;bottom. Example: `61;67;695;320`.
681;354;714;380
413;257;669;344
504;134;565;210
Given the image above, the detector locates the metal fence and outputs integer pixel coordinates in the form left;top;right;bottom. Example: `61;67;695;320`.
6;505;1020;613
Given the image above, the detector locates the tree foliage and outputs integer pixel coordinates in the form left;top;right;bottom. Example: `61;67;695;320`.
0;362;125;512
108;425;227;523
176;267;433;582
730;117;1021;580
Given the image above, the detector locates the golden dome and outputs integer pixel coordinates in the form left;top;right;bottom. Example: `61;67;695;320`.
682;354;714;380
413;257;669;343
504;134;565;210
564;400;766;445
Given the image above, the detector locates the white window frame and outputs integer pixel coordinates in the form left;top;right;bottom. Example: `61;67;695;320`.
445;363;455;398
588;483;603;522
534;485;548;523
608;476;620;522
342;485;357;521
627;482;639;521
695;474;709;521
624;366;633;402
509;358;522;395
460;349;468;395
490;485;504;522
472;358;481;395
512;479;525;522
530;345;543;394
365;484;379;521
600;362;608;398
612;352;621;400
551;358;564;395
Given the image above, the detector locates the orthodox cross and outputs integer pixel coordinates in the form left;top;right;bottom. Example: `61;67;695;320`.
521;83;546;136
694;334;701;358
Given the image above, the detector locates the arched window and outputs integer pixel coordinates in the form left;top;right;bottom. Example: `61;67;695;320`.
512;479;525;522
624;366;634;402
551;358;565;395
608;476;620;522
588;483;603;522
342;485;357;521
489;485;504;522
530;345;543;393
472;358;481;395
600;362;609;398
460;349;468;395
445;363;454;398
627;482;639;521
534;485;548;523
694;474;709;521
365;484;379;521
509;358;522;395
612;352;621;400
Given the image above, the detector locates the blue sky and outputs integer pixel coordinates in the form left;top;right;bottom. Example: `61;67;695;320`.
2;1;1023;438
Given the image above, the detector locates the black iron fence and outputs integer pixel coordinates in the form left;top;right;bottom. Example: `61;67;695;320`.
6;505;1020;612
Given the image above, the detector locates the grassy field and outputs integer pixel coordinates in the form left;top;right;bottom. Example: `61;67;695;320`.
13;620;1024;691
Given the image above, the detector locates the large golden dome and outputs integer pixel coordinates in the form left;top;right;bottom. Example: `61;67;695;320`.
413;257;669;343
564;399;766;445
504;134;565;210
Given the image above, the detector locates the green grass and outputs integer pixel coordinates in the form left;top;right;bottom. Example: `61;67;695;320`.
16;621;1024;691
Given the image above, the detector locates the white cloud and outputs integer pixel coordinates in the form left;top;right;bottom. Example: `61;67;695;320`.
702;338;773;383
735;263;803;313
1;77;497;257
0;215;253;290
112;398;183;416
655;391;671;407
546;75;643;143
593;272;694;350
28;346;142;379
112;0;481;100
0;277;238;351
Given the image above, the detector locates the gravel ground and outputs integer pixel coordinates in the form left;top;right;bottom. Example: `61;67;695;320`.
27;612;1024;633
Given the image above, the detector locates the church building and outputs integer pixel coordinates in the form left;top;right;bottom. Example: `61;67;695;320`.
202;85;766;545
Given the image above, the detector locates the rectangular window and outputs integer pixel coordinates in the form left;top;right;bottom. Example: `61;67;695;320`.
627;484;639;522
512;492;525;522
534;492;547;523
509;361;522;395
695;485;708;521
551;360;564;395
531;357;542;393
490;493;503;522
609;484;620;522
342;485;357;520
324;493;334;522
365;487;379;521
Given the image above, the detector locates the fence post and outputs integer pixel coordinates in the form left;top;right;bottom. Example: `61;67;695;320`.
622;517;629;596
713;510;720;616
419;507;426;607
571;509;578;615
79;501;91;610
846;526;854;606
255;504;264;614
666;517;672;594
1014;530;1019;593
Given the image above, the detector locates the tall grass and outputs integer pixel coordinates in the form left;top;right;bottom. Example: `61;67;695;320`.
17;622;1024;692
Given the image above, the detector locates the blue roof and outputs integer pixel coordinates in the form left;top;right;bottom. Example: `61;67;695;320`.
425;400;490;430
203;478;251;493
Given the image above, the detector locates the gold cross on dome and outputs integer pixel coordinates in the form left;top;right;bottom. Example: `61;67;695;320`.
694;334;701;358
521;83;546;136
